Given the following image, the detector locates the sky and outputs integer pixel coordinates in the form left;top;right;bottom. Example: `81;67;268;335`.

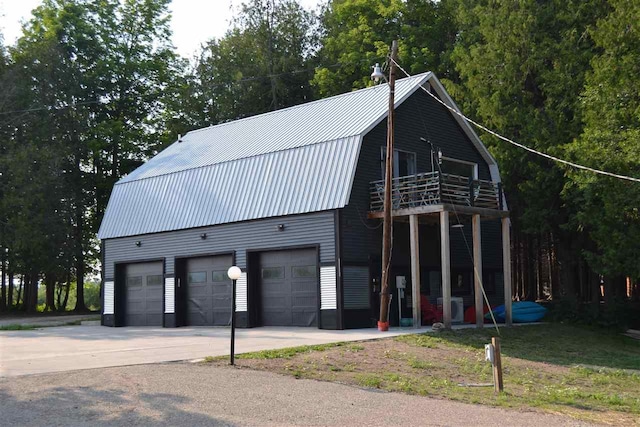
0;0;319;58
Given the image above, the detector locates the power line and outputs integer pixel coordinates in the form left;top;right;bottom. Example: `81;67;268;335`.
203;57;384;90
391;58;640;184
0;99;105;116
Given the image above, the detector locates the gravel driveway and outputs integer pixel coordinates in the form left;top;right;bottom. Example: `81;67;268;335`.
0;363;596;427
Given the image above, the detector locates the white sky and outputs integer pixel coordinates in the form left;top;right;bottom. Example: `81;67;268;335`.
0;0;320;58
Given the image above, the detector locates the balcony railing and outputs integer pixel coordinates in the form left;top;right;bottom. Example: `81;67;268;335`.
369;172;502;212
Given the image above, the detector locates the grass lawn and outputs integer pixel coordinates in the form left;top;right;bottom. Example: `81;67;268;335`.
204;324;640;425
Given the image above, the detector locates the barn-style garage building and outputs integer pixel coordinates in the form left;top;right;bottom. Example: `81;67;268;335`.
99;72;511;330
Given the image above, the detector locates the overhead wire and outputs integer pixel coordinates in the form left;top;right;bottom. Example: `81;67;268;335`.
390;58;640;184
0;99;104;117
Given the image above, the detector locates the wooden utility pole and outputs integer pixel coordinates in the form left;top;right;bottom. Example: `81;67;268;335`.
379;40;399;331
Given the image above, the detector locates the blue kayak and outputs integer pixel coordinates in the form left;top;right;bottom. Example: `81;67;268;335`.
485;301;547;323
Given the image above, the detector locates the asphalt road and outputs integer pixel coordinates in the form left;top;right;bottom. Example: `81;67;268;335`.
0;363;596;427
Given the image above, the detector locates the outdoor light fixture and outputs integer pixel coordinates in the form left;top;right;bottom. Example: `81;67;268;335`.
451;224;464;229
200;233;207;240
135;241;141;247
277;224;285;231
227;265;242;366
370;63;386;83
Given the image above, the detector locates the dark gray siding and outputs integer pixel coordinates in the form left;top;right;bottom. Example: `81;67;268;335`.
103;211;336;279
339;87;505;323
341;87;498;265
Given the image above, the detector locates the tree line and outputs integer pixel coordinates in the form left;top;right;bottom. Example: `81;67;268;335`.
0;0;638;317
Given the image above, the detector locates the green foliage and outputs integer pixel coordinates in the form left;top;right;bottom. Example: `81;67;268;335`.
2;0;639;314
165;0;318;136
311;0;457;97
0;0;176;312
452;0;607;230
36;281;101;311
564;0;640;278
546;299;637;331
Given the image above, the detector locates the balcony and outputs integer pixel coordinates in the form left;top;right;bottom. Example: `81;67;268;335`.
368;172;505;218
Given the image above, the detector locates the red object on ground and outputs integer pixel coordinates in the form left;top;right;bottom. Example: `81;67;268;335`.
463;304;492;323
377;321;389;331
420;296;442;325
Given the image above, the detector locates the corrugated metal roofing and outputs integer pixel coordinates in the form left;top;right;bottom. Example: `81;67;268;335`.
100;71;499;239
99;136;361;238
120;72;432;183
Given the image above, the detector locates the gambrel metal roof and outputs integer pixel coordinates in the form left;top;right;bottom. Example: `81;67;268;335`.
98;72;500;239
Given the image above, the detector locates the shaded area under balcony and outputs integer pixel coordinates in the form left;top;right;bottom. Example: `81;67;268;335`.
366;171;512;330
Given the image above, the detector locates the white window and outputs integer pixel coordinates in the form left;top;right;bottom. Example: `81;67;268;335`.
440;157;478;179
381;148;417;179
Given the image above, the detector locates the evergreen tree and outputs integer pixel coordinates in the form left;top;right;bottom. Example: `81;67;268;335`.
566;0;640;284
451;0;608;299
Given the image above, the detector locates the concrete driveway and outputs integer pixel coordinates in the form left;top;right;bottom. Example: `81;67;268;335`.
1;325;435;377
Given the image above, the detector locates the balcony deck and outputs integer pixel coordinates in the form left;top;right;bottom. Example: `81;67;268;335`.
368;172;508;219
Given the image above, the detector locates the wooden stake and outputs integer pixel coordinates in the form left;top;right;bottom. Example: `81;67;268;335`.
492;337;504;392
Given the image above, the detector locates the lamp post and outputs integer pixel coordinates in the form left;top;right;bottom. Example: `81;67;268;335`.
227;265;241;365
373;40;399;331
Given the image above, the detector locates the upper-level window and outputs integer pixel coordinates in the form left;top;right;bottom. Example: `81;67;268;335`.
440;157;478;179
381;148;416;179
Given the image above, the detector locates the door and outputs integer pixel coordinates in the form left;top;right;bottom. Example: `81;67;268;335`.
186;255;233;326
259;248;318;326
125;261;163;326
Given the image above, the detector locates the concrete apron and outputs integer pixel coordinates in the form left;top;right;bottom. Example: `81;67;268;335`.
0;323;532;378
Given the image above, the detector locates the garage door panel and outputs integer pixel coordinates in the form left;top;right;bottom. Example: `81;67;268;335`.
124;261;163;327
259;248;318;327
146;313;163;325
262;309;290;325
127;314;145;326
212;287;231;308
188;309;208;325
292;296;315;307
146;299;163;312
186;255;232;326
292;281;316;292
292;309;316;327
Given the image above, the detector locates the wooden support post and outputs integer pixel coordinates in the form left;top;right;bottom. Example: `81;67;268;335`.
472;214;483;328
492;336;504;392
502;217;512;327
440;211;451;329
409;214;421;328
